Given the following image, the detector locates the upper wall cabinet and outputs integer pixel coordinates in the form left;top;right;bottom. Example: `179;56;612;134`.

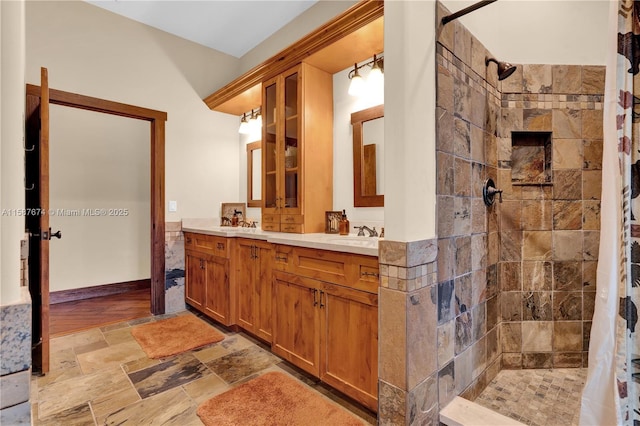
262;63;333;233
202;0;384;115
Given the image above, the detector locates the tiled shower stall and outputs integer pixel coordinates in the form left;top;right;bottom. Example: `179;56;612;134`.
434;0;603;408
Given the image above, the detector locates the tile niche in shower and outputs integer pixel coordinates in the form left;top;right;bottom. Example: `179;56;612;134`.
510;131;552;184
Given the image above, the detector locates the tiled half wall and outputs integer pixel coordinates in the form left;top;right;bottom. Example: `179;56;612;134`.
165;221;185;314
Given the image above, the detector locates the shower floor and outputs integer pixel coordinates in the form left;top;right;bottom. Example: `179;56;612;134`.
474;368;587;426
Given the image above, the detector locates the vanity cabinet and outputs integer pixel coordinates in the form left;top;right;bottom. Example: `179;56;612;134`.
235;238;273;342
184;232;234;326
262;63;333;233
185;253;205;310
272;273;320;374
272;246;379;412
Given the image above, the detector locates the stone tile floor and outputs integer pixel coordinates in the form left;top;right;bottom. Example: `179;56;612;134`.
31;310;376;425
474;368;587;426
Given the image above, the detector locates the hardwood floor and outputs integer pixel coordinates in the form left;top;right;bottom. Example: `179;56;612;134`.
49;289;151;337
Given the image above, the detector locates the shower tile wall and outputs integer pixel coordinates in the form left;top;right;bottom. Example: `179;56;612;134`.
497;64;604;368
435;2;502;406
434;1;605;408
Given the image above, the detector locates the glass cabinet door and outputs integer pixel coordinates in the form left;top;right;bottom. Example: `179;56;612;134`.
262;65;302;217
283;70;299;210
263;80;277;210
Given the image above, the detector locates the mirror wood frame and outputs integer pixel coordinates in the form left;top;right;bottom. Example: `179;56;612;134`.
247;140;262;207
352;104;384;207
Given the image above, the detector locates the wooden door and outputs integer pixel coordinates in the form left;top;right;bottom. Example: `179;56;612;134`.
255;244;273;342
272;273;319;376
25;68;51;373
204;256;230;325
320;282;378;412
236;241;255;332
185;253;205;309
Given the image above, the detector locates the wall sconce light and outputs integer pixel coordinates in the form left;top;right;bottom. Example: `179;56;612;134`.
348;54;384;98
239;108;262;140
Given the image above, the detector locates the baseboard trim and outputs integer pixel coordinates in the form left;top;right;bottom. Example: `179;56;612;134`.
50;279;151;304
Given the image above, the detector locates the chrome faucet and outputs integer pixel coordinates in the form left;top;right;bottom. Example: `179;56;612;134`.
354;225;378;237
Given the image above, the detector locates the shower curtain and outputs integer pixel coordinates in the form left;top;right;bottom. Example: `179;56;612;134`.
580;1;639;425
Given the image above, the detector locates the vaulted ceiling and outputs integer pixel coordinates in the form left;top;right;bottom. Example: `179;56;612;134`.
85;0;319;58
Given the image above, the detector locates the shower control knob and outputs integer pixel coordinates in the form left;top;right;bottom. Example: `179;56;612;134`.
482;178;503;206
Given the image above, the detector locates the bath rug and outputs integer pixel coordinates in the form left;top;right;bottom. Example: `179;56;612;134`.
196;371;366;426
131;314;224;359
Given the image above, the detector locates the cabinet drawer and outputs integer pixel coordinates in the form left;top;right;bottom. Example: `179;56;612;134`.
262;222;281;232
280;214;303;224
288;247;379;294
184;232;229;258
280;223;303;233
262;214;279;224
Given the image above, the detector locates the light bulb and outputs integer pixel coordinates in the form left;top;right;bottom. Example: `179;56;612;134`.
348;70;366;97
367;58;384;92
254;111;262;129
238;114;251;134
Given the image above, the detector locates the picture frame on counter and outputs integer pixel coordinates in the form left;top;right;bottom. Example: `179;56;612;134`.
325;211;342;234
221;202;246;226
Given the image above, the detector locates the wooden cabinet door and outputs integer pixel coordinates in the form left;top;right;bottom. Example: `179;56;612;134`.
255;244;273;342
236;241;256;333
320;282;378;412
185;253;205;309
204;256;230;325
272;273;319;376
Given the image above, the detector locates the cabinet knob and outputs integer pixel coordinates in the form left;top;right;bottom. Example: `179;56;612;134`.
217;243;224;250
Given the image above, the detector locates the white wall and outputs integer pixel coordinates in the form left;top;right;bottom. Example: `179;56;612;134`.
0;0;26;305
440;0;608;65
384;0;437;242
26;1;241;226
49;106;150;291
25;1;243;290
332;65;384;223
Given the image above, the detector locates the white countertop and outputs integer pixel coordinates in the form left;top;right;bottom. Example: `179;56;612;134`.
181;219;379;257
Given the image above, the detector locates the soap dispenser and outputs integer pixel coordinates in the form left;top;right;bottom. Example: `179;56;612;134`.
231;210;239;227
339;210;349;235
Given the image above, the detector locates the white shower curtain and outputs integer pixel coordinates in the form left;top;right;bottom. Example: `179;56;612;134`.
580;1;639;425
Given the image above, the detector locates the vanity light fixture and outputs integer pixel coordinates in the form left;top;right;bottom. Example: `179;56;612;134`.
347;54;384;98
238;108;262;136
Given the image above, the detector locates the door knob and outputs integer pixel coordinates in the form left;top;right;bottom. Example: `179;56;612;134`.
50;229;62;239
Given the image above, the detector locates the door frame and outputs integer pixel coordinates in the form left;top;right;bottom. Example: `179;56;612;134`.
26;84;167;315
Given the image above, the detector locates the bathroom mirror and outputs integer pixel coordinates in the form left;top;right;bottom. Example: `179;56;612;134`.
352;104;384;207
247;141;262;207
